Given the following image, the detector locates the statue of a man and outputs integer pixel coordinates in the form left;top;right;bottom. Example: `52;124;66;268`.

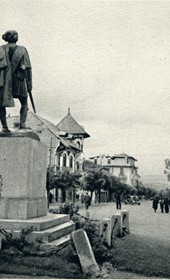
0;30;32;132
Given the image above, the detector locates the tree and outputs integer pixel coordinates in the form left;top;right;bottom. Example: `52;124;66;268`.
48;168;82;203
136;181;147;197
84;169;133;203
164;159;170;181
159;187;170;198
104;174;132;201
84;169;106;203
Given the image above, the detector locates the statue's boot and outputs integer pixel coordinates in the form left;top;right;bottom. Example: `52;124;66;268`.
19;105;30;129
0;107;11;132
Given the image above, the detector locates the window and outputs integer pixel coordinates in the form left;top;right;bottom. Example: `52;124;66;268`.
120;167;124;175
76;162;79;170
58;155;60;167
14;122;20;128
94;159;97;165
108;158;111;164
69;156;73;168
63;154;67;167
77;141;81;149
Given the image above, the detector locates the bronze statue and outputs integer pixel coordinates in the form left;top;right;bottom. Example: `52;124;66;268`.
0;30;32;132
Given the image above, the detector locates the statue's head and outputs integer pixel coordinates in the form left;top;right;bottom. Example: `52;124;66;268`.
2;30;18;43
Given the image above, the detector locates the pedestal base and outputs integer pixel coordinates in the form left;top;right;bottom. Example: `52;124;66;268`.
0;134;48;219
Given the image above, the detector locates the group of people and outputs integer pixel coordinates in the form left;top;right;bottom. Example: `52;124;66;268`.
152;195;170;213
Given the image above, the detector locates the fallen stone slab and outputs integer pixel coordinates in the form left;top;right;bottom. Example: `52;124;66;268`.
72;229;100;277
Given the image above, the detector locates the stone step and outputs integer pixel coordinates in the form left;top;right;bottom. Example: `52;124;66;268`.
0;213;70;231
28;221;75;243
40;234;72;251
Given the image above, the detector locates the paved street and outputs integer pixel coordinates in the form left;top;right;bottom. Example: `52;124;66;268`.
79;199;170;243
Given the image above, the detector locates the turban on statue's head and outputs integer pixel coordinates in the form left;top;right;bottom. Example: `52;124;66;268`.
2;30;18;43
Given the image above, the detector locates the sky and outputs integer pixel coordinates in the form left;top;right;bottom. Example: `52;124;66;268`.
1;0;170;184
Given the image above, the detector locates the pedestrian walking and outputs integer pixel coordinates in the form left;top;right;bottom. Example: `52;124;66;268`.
159;197;164;213
81;193;84;204
116;192;121;209
75;193;79;201
164;197;169;213
48;192;53;204
152;195;159;212
84;192;91;209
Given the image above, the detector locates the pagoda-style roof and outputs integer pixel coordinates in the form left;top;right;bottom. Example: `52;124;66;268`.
56;108;90;138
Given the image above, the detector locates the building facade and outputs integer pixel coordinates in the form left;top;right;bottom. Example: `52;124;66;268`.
89;153;139;187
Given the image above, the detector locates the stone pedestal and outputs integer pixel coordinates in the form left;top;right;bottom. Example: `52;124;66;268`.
122;210;130;233
111;213;122;239
100;218;112;247
0;132;48;219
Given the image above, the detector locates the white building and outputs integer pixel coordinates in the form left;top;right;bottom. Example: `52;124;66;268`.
89;153;139;187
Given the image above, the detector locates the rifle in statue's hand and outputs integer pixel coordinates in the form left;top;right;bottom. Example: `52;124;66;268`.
22;65;36;114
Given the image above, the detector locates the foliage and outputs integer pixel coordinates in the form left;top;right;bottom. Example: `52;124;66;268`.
83;169;106;194
0;226;35;254
72;213;112;264
159;187;170;198
46;167;82;203
164;159;170;181
83;169;134;202
143;186;157;198
47;168;82;191
135;181;146;196
50;203;79;218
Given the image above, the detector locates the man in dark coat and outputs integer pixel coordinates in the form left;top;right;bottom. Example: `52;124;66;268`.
159;197;164;213
152;195;159;212
0;30;32;132
164;197;169;213
116;192;121;209
84;192;91;209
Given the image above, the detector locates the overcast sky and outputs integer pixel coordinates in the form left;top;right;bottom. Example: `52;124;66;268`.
1;0;170;182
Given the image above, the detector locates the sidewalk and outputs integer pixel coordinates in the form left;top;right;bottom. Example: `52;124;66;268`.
49;200;114;211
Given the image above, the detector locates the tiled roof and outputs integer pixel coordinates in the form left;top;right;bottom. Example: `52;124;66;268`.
28;112;80;151
89;154;111;159
56;109;90;138
89;153;137;161
112;153;137;161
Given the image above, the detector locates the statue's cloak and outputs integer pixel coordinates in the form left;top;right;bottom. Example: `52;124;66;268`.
0;44;31;107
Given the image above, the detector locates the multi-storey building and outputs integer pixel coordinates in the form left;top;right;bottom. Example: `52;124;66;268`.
89;153;139;187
